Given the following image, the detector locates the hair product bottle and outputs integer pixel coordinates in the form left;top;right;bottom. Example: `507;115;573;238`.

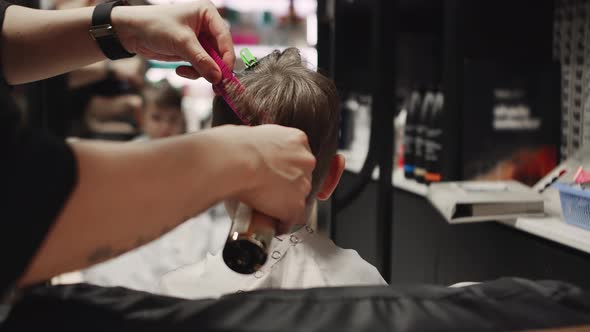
403;91;422;179
414;91;435;183
424;91;444;184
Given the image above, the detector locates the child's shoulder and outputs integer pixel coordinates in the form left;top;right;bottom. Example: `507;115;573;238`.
302;232;387;286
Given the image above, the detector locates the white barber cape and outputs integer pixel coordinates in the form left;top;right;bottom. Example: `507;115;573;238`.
160;225;387;299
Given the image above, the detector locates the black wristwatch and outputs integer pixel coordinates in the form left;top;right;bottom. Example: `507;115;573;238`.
89;0;135;60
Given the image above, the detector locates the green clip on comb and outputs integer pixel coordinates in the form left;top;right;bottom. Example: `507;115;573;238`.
240;48;258;69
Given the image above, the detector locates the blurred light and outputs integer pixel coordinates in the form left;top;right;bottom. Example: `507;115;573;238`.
40;0;53;9
147;45;318;87
306;14;317;46
166;74;195;88
146;67;194;88
224;0;287;14
146;0;173;4
148;45;317;71
147;0;317;16
223;0;316;16
146;68;168;82
149;0;218;4
294;0;317;16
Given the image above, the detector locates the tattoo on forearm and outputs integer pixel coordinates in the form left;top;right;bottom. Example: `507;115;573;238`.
87;246;113;264
86;217;191;264
135;236;148;248
160;224;174;236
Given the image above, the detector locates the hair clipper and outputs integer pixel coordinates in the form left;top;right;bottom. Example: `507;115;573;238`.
222;203;276;274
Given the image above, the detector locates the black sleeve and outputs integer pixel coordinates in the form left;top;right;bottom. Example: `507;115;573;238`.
0;0;78;295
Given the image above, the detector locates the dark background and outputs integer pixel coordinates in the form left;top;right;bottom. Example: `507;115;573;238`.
322;0;590;288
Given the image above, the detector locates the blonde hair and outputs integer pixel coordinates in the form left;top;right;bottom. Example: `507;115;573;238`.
212;48;340;196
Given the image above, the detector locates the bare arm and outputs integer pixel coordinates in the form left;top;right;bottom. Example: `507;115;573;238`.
19;125;315;286
67;61;109;89
19;127;251;286
68;58;145;89
2;5;102;85
1;1;235;85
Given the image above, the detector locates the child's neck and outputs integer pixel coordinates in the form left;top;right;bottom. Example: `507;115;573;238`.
286;200;317;234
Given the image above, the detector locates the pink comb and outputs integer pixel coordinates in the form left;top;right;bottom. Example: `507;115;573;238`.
197;36;249;125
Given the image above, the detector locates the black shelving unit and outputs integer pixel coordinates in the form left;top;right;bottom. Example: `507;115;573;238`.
324;0;580;286
441;0;558;181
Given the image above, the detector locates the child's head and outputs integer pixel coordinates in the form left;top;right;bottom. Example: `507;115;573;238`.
212;48;344;206
140;80;186;139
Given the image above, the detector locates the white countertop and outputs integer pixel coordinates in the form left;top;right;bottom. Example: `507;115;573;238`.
390;168;429;197
500;216;590;254
498;186;590;254
340;115;590;255
344;152;590;254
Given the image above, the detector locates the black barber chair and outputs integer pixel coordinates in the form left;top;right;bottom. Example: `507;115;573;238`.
3;278;590;331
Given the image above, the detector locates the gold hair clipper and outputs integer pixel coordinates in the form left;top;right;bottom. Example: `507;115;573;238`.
222;203;276;274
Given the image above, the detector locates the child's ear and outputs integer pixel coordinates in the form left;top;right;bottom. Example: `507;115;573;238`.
316;154;345;201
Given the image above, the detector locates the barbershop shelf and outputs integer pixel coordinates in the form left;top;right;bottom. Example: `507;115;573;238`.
497;187;590;255
344;157;590;255
342;154;428;197
390;168;429;197
500;216;590;255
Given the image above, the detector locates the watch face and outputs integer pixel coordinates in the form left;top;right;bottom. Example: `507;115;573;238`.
89;24;114;40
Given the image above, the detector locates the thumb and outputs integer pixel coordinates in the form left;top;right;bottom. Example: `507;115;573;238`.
178;33;221;83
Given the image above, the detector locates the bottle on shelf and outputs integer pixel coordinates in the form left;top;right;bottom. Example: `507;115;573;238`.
414;91;435;183
424;90;444;184
403;90;422;179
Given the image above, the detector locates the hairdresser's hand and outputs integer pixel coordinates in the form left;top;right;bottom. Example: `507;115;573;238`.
228;125;316;232
112;0;234;83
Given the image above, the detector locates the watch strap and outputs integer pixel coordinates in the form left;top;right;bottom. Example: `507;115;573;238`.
91;1;135;60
